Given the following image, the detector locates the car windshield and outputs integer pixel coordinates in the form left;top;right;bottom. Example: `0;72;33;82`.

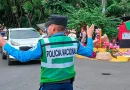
10;29;40;39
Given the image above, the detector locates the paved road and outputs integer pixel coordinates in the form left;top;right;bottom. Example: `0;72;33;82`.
0;54;130;90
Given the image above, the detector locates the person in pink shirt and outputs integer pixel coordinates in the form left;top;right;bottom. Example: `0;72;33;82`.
80;27;87;46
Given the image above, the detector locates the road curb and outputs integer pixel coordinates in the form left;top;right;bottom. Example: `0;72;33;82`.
76;54;129;62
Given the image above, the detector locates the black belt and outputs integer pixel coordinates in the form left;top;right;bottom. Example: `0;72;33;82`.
40;78;74;86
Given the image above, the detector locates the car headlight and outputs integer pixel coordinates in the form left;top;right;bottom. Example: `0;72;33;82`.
10;40;20;46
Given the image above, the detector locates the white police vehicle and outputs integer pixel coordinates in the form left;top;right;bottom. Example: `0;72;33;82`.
2;28;41;65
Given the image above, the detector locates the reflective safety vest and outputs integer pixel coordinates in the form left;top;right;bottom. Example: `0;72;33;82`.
39;36;79;83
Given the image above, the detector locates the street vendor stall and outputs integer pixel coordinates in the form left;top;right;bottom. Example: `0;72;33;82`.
118;21;130;48
93;19;130;62
76;26;130;62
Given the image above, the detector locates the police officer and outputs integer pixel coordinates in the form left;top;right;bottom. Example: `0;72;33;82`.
0;14;94;90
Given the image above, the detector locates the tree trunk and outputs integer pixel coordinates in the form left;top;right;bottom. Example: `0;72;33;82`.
6;0;14;27
38;8;43;23
102;0;106;14
26;13;32;27
15;14;21;28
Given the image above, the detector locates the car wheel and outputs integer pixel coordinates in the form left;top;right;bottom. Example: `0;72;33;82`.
7;54;12;65
2;53;7;60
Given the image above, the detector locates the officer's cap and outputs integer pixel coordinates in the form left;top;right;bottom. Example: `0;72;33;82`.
45;14;68;27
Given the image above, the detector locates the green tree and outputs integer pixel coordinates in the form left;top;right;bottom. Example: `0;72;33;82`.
106;0;130;17
0;0;129;38
67;7;120;37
